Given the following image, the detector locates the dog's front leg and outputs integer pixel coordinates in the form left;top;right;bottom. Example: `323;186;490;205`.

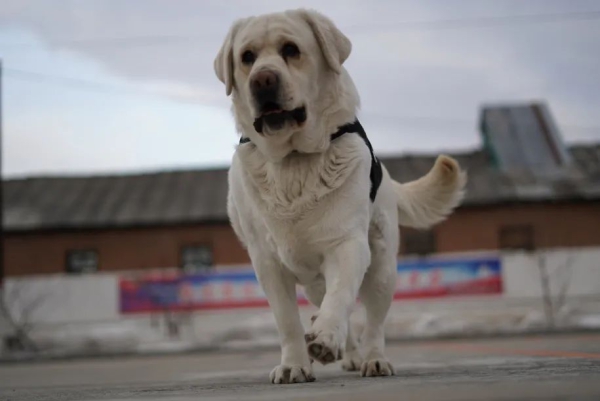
305;237;369;365
253;252;315;384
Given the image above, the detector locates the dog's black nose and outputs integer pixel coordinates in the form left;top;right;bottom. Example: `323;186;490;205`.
251;70;279;91
251;70;279;105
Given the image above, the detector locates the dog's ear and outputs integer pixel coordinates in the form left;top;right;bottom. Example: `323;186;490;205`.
214;19;245;96
300;9;352;74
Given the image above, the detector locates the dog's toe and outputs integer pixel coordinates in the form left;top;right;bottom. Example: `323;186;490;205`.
341;349;363;372
270;364;315;384
305;329;343;366
360;358;395;377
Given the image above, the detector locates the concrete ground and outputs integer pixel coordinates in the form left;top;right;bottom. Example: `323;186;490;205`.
1;333;599;401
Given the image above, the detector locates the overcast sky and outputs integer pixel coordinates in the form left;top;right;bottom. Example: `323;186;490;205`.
1;0;599;178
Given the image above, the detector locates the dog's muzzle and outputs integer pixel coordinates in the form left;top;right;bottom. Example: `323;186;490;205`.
250;70;307;133
253;106;307;133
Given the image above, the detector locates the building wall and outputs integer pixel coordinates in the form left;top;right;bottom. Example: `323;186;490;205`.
435;201;600;253
3;223;249;277
4;201;600;277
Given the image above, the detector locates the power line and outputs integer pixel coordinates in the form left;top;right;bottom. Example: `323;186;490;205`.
347;10;600;34
0;59;4;285
2;10;600;50
1;34;201;50
3;68;205;105
5;68;139;95
360;111;600;133
4;68;600;134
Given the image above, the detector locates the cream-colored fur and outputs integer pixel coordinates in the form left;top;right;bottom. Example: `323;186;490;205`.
214;8;467;384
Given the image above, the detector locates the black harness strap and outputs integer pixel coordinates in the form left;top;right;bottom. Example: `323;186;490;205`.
331;120;382;202
239;119;382;202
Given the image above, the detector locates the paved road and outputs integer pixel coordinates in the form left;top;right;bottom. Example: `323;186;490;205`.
1;333;600;401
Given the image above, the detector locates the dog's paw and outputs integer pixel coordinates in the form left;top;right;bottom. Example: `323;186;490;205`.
360;358;395;377
304;330;343;365
341;349;363;372
269;364;315;384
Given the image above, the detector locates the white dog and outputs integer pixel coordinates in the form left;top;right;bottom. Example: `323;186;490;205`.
214;8;466;384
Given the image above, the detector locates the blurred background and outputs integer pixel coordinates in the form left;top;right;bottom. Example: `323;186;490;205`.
1;0;599;359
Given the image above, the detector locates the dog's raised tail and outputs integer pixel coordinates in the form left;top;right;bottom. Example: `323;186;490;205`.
392;155;467;229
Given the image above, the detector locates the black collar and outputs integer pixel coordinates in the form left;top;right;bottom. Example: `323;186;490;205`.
239;119;382;202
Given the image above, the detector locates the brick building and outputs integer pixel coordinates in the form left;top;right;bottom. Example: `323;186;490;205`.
3;104;600;277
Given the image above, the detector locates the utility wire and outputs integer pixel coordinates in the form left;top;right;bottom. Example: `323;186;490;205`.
360;112;600;133
3;68;204;105
4;67;600;134
347;10;600;34
1;10;600;50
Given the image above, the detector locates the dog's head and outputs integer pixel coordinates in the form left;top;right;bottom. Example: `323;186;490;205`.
214;9;358;158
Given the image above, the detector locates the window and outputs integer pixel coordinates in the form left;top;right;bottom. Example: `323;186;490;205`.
66;249;99;274
402;229;436;256
499;225;535;251
180;245;213;273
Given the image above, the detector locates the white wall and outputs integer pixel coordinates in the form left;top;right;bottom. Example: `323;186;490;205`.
2;273;118;325
502;247;600;298
1;247;599;338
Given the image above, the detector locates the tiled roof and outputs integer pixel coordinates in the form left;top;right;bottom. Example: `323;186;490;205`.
3;143;599;231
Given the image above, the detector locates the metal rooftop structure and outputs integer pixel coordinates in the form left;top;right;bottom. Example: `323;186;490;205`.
479;102;573;178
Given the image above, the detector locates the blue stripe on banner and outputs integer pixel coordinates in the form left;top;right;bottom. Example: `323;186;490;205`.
397;258;501;273
184;271;258;283
181;257;502;283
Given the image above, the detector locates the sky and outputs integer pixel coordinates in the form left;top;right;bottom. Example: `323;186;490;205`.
1;0;600;178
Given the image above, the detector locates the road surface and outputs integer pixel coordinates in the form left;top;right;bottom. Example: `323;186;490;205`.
1;333;600;400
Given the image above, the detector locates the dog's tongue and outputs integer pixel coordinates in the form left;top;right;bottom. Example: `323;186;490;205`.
253;118;264;133
291;107;307;123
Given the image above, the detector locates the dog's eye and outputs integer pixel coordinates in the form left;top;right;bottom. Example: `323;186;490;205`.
281;43;300;60
241;50;256;65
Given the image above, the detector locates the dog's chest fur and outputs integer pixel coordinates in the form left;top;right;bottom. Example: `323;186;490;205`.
237;137;367;276
238;137;364;219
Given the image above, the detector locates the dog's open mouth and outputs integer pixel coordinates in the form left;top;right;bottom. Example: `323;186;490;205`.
253;103;307;133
